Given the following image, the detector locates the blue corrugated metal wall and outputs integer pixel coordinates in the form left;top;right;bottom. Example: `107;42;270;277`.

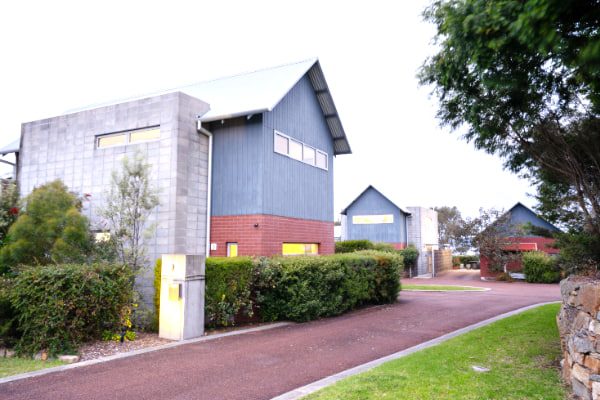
510;204;560;235
210;74;334;222
210;116;264;216
345;188;407;243
262;75;334;222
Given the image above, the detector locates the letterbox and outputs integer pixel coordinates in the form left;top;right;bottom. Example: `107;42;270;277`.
159;254;205;340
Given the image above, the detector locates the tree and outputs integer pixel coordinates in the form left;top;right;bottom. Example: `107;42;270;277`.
0;181;19;246
434;206;475;253
419;0;600;249
99;153;159;272
472;208;522;273
0;180;92;270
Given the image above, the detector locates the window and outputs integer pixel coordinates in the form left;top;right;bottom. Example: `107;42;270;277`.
303;144;316;166
97;133;126;148
227;242;238;257
274;132;289;155
282;243;319;256
130;127;161;143
289;139;303;161
316;151;328;170
97;126;161;148
273;130;328;170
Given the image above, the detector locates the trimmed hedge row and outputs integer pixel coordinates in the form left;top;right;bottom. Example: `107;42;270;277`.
523;251;561;283
205;257;254;327
8;263;133;355
205;251;403;325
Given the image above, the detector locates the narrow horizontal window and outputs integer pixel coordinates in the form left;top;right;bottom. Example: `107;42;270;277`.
97;133;126;148
303;144;316;166
352;214;394;224
316;151;328;170
273;130;329;171
130;127;161;143
282;243;319;256
96;126;161;149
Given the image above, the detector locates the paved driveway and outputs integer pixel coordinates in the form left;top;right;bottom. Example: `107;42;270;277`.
0;271;560;400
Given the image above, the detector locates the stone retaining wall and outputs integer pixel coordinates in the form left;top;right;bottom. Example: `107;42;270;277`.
558;277;600;399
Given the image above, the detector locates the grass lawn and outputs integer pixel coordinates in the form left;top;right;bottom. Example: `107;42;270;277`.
0;357;65;378
402;284;486;291
306;303;566;400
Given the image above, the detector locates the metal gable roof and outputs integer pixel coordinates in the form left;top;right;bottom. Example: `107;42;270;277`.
0;139;19;155
507;202;562;232
341;185;411;215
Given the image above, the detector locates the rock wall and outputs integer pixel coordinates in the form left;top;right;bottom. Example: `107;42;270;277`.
558;277;600;400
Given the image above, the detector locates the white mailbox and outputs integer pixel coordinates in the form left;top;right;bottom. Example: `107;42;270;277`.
159;254;205;341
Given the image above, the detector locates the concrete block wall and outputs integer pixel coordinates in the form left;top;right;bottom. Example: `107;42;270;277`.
18;92;210;303
407;207;439;276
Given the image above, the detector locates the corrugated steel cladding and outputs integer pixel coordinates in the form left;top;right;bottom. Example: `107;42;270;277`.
509;203;560;234
344;188;408;243
209;75;334;222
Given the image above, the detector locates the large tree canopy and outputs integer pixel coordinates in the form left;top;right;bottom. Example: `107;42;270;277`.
420;0;600;237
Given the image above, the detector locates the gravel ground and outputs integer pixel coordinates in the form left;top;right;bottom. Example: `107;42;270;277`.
78;333;171;361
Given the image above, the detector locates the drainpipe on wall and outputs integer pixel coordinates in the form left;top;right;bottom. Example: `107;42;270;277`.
197;119;213;258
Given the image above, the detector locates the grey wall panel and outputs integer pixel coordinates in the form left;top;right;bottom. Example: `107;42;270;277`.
262;75;334;222
345;188;407;243
209;116;264;216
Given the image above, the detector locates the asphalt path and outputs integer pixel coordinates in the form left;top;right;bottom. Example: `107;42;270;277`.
0;271;560;400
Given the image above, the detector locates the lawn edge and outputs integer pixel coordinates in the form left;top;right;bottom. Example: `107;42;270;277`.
271;301;560;400
0;322;292;385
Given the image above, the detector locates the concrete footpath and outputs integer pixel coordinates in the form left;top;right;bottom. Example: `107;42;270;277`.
0;271;560;400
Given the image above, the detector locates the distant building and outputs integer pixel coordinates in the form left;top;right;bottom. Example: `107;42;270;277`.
340;185;439;276
479;202;561;279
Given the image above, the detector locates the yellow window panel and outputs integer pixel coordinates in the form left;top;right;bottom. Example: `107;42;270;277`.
97;133;126;148
282;243;319;256
130;128;161;143
227;243;238;257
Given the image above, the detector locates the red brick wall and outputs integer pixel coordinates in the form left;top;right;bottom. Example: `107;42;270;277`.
480;237;558;279
210;214;334;257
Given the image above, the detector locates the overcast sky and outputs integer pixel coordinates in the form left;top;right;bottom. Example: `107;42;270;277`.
0;0;535;218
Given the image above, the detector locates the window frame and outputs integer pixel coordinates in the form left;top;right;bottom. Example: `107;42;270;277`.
226;242;238;257
282;242;319;256
96;126;161;149
273;130;328;171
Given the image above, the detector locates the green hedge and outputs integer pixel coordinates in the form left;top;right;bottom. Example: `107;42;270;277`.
522;251;561;283
254;251;403;322
335;240;374;253
10;263;133;355
205;257;254;327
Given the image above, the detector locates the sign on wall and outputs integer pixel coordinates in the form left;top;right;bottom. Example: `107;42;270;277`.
352;214;394;224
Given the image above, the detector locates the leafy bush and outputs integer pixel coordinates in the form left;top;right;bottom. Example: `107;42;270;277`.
254;252;402;322
400;245;418;270
523;251;561;283
152;258;162;331
0;277;19;347
371;242;397;253
458;255;479;265
0;180;93;271
10;263;133;355
335;240;374;253
205;257;254;327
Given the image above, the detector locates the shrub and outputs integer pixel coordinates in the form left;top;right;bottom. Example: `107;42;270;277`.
205;257;254;327
0;182;19;247
400;245;419;272
0;180;93;270
152;258;162;331
254;252;402;322
371;242;398;253
0;277;19;347
523;251;561;283
335;240;374;253
10;263;133;355
458;255;479;265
